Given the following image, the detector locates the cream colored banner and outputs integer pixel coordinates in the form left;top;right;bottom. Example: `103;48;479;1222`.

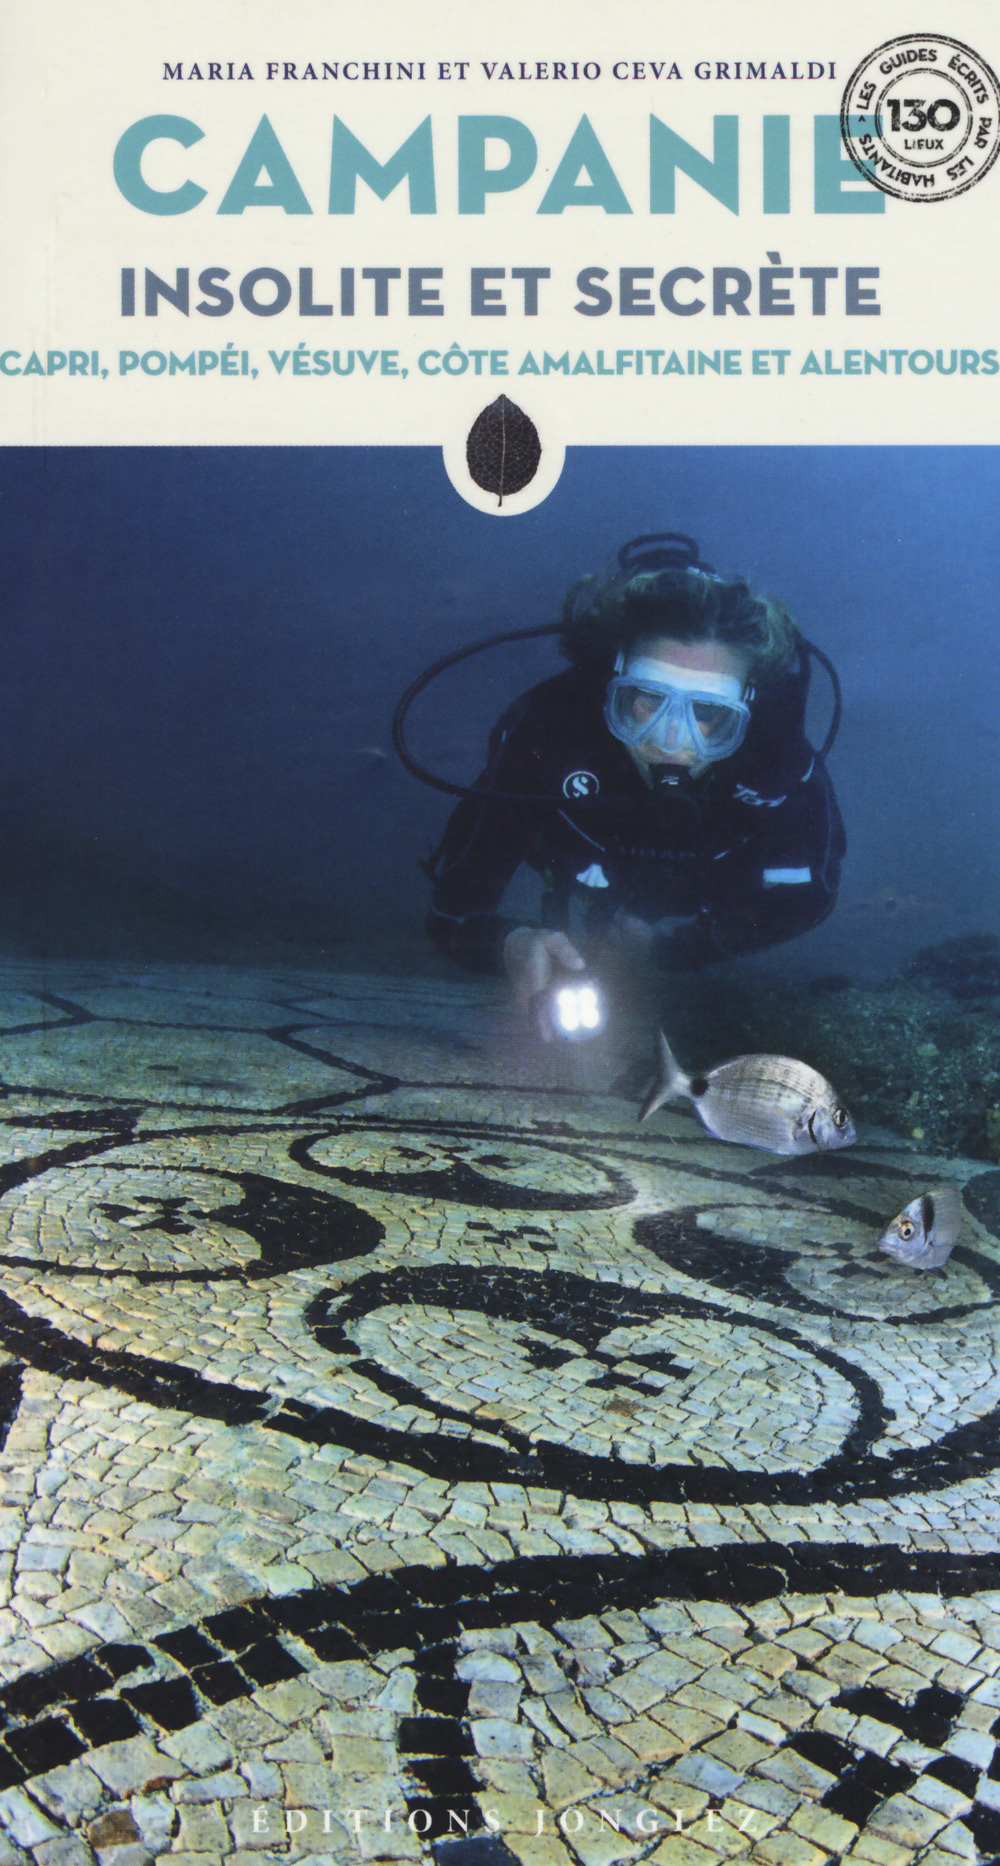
0;0;996;464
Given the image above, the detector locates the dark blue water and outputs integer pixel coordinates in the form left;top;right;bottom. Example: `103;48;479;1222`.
2;445;996;977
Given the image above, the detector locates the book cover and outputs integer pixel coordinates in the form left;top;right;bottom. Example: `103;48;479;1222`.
1;5;1000;1865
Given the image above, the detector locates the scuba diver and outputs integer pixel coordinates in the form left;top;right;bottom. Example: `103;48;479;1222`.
413;534;846;1036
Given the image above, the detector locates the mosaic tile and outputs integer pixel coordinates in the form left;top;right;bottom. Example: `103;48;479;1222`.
1;964;1000;1864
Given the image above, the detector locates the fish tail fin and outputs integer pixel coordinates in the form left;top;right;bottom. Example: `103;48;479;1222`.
638;1031;690;1125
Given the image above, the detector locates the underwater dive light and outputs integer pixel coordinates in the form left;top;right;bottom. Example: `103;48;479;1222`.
550;979;606;1041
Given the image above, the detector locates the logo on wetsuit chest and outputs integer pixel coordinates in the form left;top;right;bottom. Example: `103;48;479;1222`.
563;770;600;799
733;782;787;808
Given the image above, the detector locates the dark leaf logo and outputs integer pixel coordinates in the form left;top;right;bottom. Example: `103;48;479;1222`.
466;395;541;506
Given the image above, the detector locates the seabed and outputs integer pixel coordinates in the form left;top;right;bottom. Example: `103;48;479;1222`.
1;959;999;1866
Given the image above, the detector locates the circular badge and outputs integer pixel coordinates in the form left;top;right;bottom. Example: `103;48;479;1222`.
562;769;599;799
841;34;1000;201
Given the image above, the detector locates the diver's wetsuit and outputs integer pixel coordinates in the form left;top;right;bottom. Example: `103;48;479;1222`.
426;661;845;973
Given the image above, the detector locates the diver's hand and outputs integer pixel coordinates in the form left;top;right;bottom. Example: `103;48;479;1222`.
502;927;586;1041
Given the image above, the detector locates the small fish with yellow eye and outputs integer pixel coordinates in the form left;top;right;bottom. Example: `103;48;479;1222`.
876;1186;962;1271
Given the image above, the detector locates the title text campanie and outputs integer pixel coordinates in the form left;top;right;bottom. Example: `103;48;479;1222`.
113;113;884;216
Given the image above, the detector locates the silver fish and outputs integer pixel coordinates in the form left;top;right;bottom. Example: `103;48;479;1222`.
877;1186;962;1271
639;1031;856;1155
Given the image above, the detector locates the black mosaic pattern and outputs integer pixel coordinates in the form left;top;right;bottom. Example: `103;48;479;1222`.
1;1553;1000;1846
2;967;1000;1864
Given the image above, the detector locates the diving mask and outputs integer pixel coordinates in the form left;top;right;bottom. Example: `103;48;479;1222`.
604;655;752;763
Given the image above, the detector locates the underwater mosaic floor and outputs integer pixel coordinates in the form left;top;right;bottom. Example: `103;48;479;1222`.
1;961;1000;1866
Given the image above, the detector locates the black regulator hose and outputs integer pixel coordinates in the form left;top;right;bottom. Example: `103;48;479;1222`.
391;622;561;797
800;638;842;760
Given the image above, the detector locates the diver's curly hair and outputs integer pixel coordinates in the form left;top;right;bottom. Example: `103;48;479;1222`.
559;567;798;686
